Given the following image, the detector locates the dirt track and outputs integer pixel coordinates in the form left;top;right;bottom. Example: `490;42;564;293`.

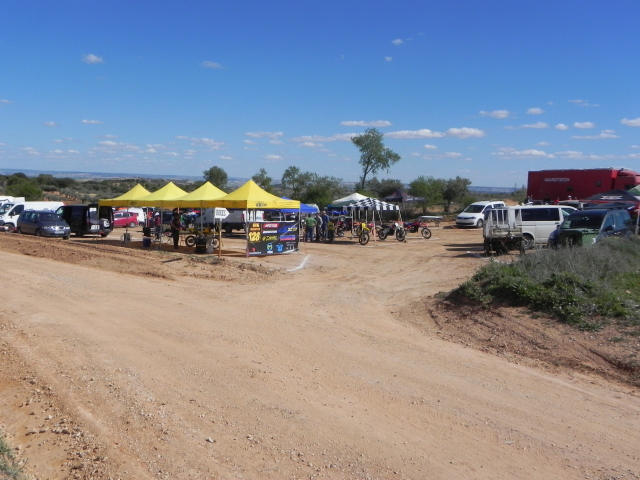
0;227;639;480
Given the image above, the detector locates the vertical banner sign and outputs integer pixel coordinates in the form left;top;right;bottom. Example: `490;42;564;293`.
246;221;299;256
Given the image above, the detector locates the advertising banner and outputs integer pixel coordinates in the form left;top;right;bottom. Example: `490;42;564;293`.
246;221;299;256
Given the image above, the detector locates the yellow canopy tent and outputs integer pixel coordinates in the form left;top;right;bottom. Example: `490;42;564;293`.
98;184;151;207
172;181;227;208
127;182;188;208
214;180;300;209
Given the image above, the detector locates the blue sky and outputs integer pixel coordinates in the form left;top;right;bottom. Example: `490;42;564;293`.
1;1;639;188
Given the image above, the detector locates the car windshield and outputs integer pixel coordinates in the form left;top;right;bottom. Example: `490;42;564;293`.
561;213;604;229
0;204;14;214
463;205;485;213
40;213;60;222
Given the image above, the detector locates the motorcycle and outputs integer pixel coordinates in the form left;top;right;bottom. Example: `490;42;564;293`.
377;222;407;242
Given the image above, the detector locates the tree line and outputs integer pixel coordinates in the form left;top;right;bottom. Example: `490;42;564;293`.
0;128;525;216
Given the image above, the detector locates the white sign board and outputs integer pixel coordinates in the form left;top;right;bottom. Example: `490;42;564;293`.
213;208;229;219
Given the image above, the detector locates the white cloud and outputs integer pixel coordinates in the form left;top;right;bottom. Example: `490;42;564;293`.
98;140;118;146
263;154;282;161
177;136;225;149
570;99;599;107
82;54;104;64
574;122;595;129
391;39;404;46
298;142;323;148
243;139;256;145
571;130;620;140
445;127;485;138
340;120;392;127
555;123;569;130
219;155;233;160
520;122;548;129
23;147;39;155
291;134;355;143
44;121;58;127
386;129;445;139
82;119;102;124
384;57;393;62
621;117;640;127
495;148;554;159
245;131;284;139
444;152;462;158
527;107;544;115
480;110;510;119
423;144;438;150
537;141;550;146
201;61;223;69
269;140;284;145
0;99;11;105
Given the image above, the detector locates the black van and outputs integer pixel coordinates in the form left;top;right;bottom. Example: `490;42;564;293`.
56;203;114;237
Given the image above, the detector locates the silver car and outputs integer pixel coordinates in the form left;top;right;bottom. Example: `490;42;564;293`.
17;210;71;239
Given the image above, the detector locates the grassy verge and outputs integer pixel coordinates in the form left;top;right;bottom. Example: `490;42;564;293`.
450;236;640;333
0;433;27;480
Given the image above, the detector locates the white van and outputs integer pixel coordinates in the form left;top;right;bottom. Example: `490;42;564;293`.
0;201;65;228
198;209;264;233
456;201;506;228
484;205;576;248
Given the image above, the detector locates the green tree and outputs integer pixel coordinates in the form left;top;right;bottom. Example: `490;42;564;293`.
252;168;273;192
443;176;471;212
281;166;312;199
6;178;43;200
351;128;401;191
203;166;228;190
302;174;344;209
409;176;446;214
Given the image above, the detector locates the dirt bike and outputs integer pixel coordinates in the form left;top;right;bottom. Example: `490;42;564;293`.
356;222;371;245
421;226;432;239
377;222;407;242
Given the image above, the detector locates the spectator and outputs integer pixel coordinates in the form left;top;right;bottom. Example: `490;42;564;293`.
304;214;316;243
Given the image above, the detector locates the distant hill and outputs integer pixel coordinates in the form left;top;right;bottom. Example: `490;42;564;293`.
0;168;521;193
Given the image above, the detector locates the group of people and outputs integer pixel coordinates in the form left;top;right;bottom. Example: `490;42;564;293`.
151;209;185;249
303;211;330;242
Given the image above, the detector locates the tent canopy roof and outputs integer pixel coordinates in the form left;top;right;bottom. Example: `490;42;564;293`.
345;198;400;211
173;182;227;207
214;180;300;209
99;184;151;207
383;189;424;203
584;189;640;202
327;192;368;208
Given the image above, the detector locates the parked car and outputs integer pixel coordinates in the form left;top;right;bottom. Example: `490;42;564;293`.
456;201;506;228
113;211;139;228
559;207;632;246
57;203;113;237
16;210;71;239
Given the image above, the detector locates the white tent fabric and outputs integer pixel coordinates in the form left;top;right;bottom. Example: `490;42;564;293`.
345;198;400;211
328;192;369;208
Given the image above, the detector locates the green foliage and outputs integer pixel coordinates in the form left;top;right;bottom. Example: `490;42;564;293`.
252;168;273;193
453;236;640;329
351;128;401;191
6;177;43;200
0;433;26;479
203;166;228;190
442;176;471;213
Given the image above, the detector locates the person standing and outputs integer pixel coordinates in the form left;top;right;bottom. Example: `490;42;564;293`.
170;212;182;249
314;213;323;242
304;214;316;243
320;210;329;240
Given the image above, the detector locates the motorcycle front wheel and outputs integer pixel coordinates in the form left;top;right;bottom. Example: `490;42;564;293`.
359;232;370;245
378;229;388;240
421;227;432;239
395;229;406;242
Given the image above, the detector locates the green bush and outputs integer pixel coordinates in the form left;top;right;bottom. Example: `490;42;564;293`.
452;236;640;329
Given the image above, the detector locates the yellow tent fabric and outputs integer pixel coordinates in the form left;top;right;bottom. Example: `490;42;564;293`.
214;180;300;209
99;184;151;207
173;182;227;208
127;182;188;208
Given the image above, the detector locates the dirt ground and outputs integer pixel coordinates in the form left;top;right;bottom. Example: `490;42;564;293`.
0;225;638;480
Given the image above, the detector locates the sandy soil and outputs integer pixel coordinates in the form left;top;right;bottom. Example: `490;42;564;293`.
0;225;638;480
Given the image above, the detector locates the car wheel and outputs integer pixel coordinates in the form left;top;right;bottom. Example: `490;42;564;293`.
36;229;43;237
75;232;84;237
128;221;137;228
476;219;484;228
224;225;233;234
100;233;108;238
63;235;70;240
521;234;534;250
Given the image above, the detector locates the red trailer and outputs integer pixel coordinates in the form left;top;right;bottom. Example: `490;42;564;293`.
527;168;640;202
